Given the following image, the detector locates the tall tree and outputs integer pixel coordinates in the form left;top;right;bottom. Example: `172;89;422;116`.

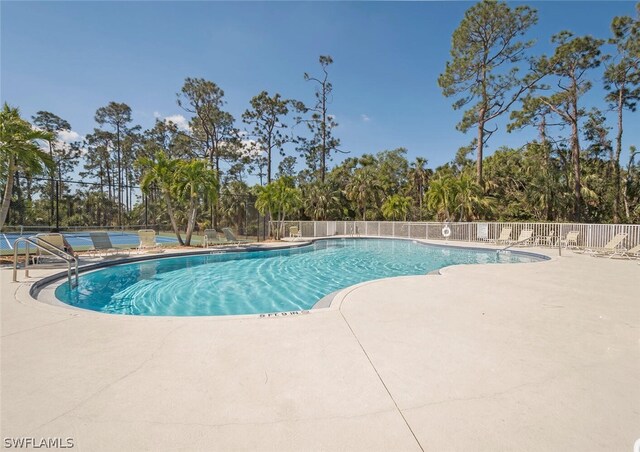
173;159;219;246
0;104;54;229
438;0;539;185
425;175;458;221
255;177;301;239
95;102;132;226
138;152;184;245
300;55;343;183
177;78;239;227
407;157;431;219
604;4;640;221
345;166;382;220
32;111;73;225
242;91;293;185
83;129;115;202
381;194;412;221
530;32;605;220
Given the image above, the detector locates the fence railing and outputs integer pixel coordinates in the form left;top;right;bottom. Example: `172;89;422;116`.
281;221;640;250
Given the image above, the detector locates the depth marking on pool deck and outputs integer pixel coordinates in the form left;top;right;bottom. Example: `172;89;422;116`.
259;310;310;318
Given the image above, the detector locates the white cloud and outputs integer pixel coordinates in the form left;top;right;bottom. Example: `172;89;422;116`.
163;114;191;132
152;111;190;131
35;127;85;155
361;114;371;122
58;129;81;143
241;140;261;158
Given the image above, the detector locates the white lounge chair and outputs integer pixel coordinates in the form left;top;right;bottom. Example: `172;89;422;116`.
289;226;302;239
495;227;512;245
586;233;628;258
535;230;557;247
33;233;73;264
202;229;221;247
138;229;164;253
89;231;127;257
222;228;250;245
510;229;534;247
560;231;580;249
621;244;640;260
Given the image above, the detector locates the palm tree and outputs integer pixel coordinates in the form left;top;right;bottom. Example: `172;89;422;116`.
425;176;458;220
0;104;54;229
454;173;494;221
255;177;301;239
174;159;219;246
138;151;184;245
220;180;249;234
255;182;278;238
407;157;431;219
381;194;412;221
303;182;340;220
345;167;381;220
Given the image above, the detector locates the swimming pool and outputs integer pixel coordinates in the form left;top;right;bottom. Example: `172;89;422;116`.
54;238;544;316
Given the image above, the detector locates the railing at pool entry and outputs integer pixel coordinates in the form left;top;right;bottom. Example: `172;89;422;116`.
280;221;640;251
12;237;79;288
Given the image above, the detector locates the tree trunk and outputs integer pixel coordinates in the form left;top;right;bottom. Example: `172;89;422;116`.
571;118;582;221
162;190;184;245
116;123;122;227
267;135;272;185
613;88;624;222
213;155;220;229
321;81;327;183
476;108;485;186
0;154;16;229
49;141;55;224
185;196;197;246
539;115;553;221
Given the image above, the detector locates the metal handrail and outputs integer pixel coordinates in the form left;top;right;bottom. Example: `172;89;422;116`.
497;236;535;254
12;237;78;287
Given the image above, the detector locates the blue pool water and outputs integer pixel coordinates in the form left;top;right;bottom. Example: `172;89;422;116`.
55;239;543;316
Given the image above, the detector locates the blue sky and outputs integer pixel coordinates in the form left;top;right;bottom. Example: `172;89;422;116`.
2;1;638;181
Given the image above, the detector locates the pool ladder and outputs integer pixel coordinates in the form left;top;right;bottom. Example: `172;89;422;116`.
497;236;534;254
12;237;79;288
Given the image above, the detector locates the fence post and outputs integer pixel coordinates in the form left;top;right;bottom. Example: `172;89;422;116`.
313;222;317;238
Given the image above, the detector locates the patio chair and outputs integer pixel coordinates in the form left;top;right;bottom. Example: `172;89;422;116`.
222;227;250;245
509;229;534;247
203;229;222;248
289;226;302;239
138;229;164;252
560;231;580;249
535;230;556;247
621;244;640;260
586;233;628;258
89;231;127;257
33;233;73;264
495;227;512;245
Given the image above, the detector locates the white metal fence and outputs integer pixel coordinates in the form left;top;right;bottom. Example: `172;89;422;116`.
281;221;640;250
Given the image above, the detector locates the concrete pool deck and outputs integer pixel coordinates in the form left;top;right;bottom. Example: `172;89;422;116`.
1;240;638;451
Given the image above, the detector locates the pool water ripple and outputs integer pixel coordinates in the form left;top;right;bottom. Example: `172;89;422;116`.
54;239;543;316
